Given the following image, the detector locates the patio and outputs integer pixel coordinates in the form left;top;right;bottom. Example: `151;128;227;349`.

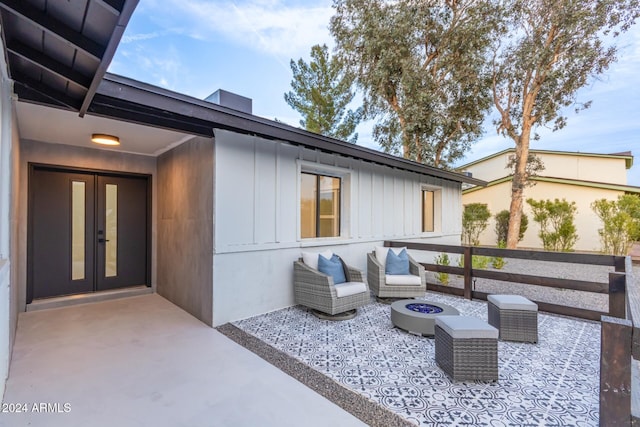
230;292;601;426
0;294;365;427
2;278;629;426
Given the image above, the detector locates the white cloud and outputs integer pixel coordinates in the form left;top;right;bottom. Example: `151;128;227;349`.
110;43;185;91
121;31;163;44
141;0;334;59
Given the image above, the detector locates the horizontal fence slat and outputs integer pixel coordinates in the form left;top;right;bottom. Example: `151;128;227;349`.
472;269;609;294
422;263;608;293
386;241;465;254
426;283;606;321
533;301;605;321
472;290;605;321
426;283;464;297
421;264;464;275
387;241;623;266
398;240;625;323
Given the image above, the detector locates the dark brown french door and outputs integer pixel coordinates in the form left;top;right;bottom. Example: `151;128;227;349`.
28;166;149;302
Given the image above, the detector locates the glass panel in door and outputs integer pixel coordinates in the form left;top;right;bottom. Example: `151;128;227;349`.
105;184;118;277
71;181;86;280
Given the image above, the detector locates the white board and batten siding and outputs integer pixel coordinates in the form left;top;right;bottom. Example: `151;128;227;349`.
212;129;462;325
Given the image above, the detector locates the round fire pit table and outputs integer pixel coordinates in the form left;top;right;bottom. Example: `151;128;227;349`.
391;299;460;336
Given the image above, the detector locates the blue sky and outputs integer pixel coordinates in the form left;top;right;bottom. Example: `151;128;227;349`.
109;0;640;185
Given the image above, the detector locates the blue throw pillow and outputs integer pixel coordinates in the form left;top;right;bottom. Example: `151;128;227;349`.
317;254;347;284
386;248;410;275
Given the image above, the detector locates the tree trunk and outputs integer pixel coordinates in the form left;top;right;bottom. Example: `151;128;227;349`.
506;129;531;248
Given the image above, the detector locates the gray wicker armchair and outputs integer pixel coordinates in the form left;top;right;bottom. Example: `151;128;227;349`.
293;258;370;316
367;251;426;298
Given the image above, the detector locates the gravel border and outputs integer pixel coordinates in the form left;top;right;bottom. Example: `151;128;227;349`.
216;323;414;427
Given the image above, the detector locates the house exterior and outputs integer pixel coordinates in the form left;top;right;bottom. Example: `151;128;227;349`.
458;148;640;251
0;1;482;398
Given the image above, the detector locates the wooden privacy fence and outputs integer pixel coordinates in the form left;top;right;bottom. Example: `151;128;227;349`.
384;241;631;427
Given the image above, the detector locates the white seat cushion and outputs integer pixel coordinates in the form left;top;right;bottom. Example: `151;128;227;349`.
385;274;422;286
435;315;498;339
334;281;368;298
488;294;537;311
301;249;333;271
375;246;407;265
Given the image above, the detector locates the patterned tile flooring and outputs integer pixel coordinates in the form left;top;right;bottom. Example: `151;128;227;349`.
233;293;600;426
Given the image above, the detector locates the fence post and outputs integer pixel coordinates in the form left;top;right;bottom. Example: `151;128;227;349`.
600;315;632;427
610;272;627;319
463;246;472;300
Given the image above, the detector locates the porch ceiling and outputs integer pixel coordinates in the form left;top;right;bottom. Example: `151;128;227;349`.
16;101;193;156
0;0;138;115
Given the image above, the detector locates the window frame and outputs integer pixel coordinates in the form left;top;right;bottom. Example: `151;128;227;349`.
298;162;350;241
422;189;435;233
300;171;342;239
421;185;442;234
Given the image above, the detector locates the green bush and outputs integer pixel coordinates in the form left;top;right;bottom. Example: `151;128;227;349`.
457;254;490;269
490;241;507;269
494;210;528;244
592;194;640;255
462;203;491;246
433;253;450;285
526;198;578;252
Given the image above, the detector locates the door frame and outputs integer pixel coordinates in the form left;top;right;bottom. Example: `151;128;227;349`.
27;163;152;303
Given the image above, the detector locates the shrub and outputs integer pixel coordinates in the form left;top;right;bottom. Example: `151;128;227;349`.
457;254;490;269
494;210;528;244
592;194;640;255
491;241;507;269
462;203;491;246
526;198;578;252
433;253;450;285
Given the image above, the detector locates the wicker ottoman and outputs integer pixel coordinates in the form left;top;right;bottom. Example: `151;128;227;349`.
487;294;538;343
434;315;498;382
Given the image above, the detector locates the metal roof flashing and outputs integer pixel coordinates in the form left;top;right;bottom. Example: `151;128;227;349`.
92;73;486;187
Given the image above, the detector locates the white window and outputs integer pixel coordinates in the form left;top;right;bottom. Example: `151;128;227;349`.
421;186;442;233
300;172;341;238
298;162;351;240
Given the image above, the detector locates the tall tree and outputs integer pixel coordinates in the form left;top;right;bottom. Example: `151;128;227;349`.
285;44;363;143
492;0;639;248
330;0;503;168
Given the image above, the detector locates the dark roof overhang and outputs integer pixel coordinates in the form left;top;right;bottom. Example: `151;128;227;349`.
92;73;486;186
0;0;138;115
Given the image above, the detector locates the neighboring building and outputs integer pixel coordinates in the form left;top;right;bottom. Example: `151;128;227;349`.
459;148;640;252
0;1;482;397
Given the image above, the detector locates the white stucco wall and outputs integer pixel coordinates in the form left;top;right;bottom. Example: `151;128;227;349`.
0;45;13;400
462;180;625;252
0;260;8;400
462;150;629;185
534;153;627;185
461;152;511;183
212;129;463;325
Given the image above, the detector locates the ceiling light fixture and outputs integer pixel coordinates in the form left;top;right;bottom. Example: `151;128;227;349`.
91;133;120;146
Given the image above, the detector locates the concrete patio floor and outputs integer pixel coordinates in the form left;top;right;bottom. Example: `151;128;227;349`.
0;294;366;427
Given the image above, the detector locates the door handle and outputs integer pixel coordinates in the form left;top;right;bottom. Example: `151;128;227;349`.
98;238;110;243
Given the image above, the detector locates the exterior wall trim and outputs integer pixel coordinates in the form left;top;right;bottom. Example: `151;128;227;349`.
463;175;640;195
458;148;634;171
